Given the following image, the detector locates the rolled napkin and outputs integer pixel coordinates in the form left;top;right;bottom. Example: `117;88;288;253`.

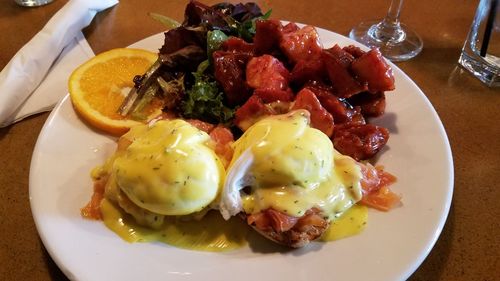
0;0;119;127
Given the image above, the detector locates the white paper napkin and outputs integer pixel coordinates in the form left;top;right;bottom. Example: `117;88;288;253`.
0;0;119;127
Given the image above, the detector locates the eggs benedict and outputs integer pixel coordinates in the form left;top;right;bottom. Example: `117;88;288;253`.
220;110;364;247
91;119;225;229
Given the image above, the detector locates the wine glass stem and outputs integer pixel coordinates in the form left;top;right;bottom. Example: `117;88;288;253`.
383;0;404;25
368;0;406;43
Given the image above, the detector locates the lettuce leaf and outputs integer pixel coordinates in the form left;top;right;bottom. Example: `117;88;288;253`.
235;9;272;42
148;12;181;29
207;30;229;61
181;60;234;123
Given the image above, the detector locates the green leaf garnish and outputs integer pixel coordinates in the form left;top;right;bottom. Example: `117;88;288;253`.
181;60;234;123
148;12;181;29
207;30;229;61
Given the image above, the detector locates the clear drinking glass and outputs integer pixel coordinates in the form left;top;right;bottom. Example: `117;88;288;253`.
458;0;499;87
349;0;423;62
15;0;53;7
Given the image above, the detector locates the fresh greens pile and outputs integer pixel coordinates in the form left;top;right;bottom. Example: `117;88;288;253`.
119;1;270;124
181;60;234;123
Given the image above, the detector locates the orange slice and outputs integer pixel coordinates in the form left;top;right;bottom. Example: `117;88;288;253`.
69;48;159;136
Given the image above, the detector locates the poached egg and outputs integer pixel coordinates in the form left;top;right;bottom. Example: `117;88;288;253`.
220;110;364;246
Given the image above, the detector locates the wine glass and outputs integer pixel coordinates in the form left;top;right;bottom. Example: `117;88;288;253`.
349;0;423;62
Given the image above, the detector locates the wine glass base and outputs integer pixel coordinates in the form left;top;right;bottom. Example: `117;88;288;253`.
349;20;423;62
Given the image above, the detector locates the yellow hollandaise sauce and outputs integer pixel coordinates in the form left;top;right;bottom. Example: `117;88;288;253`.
240;151;362;219
101;199;249;252
321;204;368;241
101;198;367;249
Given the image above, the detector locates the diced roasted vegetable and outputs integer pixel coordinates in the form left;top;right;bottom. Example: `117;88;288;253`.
280;25;323;64
221;37;255;55
282;22;300;34
322;49;367;98
213;51;253;106
291;88;334;137
254;88;294;103
306;84;365;125
246;54;290;90
332;124;389;161
324;44;354;68
234;94;274;131
290;59;326;87
351;49;395;93
342;45;365;58
348;91;386;117
253;19;283;55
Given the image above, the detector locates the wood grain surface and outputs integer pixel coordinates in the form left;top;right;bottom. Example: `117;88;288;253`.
0;0;498;280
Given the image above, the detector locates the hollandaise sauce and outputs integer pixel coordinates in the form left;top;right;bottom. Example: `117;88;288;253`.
321;204;368;241
101;198;366;249
240;151;362;219
101;199;249;251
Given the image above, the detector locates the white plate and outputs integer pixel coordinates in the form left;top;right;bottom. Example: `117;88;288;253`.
30;28;453;281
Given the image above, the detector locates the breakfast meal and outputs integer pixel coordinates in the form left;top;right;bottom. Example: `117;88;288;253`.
73;1;400;251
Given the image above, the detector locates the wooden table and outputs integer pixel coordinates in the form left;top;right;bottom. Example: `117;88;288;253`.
0;0;498;280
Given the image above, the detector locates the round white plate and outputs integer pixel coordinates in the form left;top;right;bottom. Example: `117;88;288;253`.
30;28;453;281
